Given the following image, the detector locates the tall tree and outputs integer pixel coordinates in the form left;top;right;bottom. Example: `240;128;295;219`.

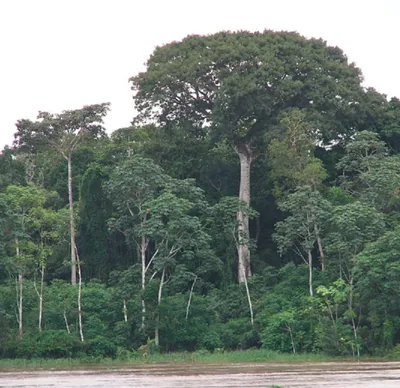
0;184;46;336
336;130;388;195
274;188;332;296
336;130;400;214
140;189;214;346
104;156;169;330
130;31;366;282
13;103;110;285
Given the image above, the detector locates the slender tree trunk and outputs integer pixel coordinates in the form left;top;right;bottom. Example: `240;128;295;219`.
63;309;71;334
76;249;84;342
40;267;44;330
15;240;23;338
314;223;325;271
123;299;128;323
17;274;23;337
185;275;197;320
67;156;77;285
243;268;254;326
35;267;45;331
235;144;253;283
348;279;360;357
154;268;165;347
307;249;313;297
286;323;296;354
141;235;146;330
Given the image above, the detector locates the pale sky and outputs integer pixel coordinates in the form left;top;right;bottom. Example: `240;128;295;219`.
1;0;399;149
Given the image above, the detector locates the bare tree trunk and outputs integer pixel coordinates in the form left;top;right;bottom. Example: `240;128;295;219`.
76;249;84;342
67;156;77;286
286;323;296;354
63;309;71;334
15;240;23;338
34;267;45;331
154;268;165;347
348;279;360;357
314;223;325;271
39;267;44;331
141;235;146;331
185;275;197;320
235;144;253;283
307;249;313;297
243;268;254;326
123;299;128;323
16;274;23;337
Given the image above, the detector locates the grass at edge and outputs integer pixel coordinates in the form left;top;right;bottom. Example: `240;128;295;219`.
0;349;396;371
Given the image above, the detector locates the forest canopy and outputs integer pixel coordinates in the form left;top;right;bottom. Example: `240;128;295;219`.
1;30;400;359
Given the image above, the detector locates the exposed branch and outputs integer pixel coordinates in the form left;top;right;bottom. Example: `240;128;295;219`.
186;275;198;320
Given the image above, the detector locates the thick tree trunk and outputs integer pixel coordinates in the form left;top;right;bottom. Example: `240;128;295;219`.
235;144;253;283
67;156;77;285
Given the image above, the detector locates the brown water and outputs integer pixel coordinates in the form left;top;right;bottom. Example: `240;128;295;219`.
1;362;400;387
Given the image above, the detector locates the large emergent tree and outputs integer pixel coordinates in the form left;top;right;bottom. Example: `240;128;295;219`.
13;104;110;285
130;31;367;283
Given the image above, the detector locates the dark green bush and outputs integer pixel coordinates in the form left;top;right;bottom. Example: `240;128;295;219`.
218;318;260;350
36;330;79;358
87;335;117;358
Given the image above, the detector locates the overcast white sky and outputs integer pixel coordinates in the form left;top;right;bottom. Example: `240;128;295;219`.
1;0;399;149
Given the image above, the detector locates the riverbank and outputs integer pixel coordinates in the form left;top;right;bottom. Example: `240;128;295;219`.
2;361;400;388
0;349;396;371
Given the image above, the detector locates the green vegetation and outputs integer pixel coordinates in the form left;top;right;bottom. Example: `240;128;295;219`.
1;30;400;364
0;348;379;371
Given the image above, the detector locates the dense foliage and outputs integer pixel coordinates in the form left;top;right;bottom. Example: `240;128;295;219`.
1;30;400;359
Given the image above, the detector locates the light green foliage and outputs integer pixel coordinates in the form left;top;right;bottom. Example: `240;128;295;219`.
268;109;327;197
326;201;385;276
14;104;110;155
274;187;331;264
337;131;387;176
359;155;400;213
104;155;169;237
0;185;46;273
337;130;388;196
315;279;361;355
45;280;76;329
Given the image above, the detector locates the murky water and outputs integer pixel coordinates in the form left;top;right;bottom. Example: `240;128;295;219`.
1;362;400;387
